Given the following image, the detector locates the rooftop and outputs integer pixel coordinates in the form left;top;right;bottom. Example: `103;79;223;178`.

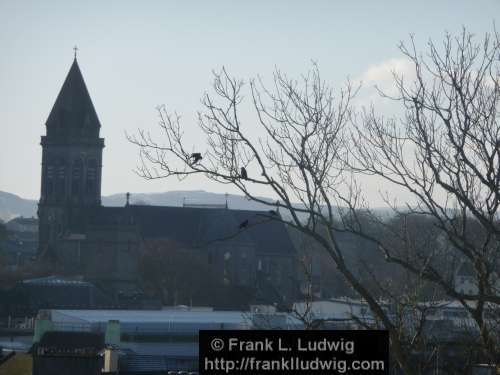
90;205;295;255
22;276;91;287
49;309;254;325
38;331;104;351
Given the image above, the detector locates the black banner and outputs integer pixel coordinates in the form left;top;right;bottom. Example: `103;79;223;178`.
200;330;389;374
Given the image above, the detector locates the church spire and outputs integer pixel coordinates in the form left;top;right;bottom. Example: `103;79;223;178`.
45;55;101;138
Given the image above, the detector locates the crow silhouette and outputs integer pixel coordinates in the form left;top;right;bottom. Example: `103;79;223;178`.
191;153;202;164
241;167;248;180
239;219;249;229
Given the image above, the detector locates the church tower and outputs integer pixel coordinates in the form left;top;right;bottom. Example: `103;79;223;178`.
38;55;104;256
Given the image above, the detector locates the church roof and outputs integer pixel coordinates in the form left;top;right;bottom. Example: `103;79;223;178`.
89;205;296;255
45;58;101;135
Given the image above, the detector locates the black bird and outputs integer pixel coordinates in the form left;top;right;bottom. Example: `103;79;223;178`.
191;153;203;164
241;167;248;180
268;210;277;216
239;219;249;229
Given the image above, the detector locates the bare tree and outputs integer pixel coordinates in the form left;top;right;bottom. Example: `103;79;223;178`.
350;27;500;362
128;62;426;373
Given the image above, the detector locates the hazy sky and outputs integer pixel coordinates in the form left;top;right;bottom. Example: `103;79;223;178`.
0;0;498;205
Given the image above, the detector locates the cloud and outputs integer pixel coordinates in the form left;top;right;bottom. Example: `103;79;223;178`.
359;58;415;95
353;58;415;111
361;58;414;83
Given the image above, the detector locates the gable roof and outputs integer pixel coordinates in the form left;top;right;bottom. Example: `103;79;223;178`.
45;58;101;137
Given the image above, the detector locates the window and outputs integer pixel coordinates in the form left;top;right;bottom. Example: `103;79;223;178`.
45;161;55;196
72;159;83;195
55;158;66;197
58;164;65;179
86;159;97;194
47;164;55;179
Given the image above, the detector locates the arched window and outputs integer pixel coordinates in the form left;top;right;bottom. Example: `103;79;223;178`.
72;159;83;195
45;158;55;197
86;159;97;194
55;157;66;198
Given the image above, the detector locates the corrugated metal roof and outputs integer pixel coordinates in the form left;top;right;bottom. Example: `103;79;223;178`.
49;309;303;333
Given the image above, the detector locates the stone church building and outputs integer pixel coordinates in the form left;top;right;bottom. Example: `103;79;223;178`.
37;57;299;308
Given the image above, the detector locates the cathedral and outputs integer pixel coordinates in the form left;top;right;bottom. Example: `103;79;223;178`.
37;56;299;308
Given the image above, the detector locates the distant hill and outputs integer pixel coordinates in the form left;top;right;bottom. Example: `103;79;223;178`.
0;190;276;222
0;190;394;223
0;191;38;222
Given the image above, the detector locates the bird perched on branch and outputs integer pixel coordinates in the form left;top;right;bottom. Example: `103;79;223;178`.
191;153;203;164
241;167;248;180
238;219;249;229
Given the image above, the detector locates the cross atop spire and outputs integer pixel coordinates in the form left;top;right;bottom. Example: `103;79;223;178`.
73;45;78;60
